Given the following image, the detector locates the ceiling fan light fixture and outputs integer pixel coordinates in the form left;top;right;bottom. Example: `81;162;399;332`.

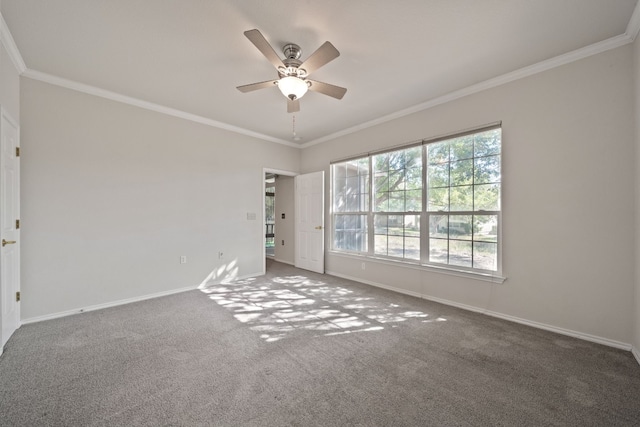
277;76;308;100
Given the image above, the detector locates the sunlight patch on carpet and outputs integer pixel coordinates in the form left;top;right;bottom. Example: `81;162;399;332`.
200;272;445;342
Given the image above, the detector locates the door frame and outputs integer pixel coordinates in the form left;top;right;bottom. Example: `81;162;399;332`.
262;168;297;275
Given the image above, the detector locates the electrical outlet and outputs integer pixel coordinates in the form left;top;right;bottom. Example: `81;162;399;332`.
218;251;224;259
361;262;366;270
281;240;284;246
180;256;187;264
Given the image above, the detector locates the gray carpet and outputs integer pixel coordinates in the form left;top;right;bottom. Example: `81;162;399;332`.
1;260;639;426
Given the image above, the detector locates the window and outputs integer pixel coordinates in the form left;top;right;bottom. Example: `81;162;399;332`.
332;157;369;252
373;146;422;260
426;128;501;271
330;124;501;275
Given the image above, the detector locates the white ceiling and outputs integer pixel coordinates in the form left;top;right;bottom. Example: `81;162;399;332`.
2;0;638;147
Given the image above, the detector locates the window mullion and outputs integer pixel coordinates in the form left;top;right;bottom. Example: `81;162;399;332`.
421;145;428;264
367;155;374;256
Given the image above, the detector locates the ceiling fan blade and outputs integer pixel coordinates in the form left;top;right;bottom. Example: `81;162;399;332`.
287;98;300;113
244;29;285;70
298;41;340;76
307;80;347;100
236;80;278;93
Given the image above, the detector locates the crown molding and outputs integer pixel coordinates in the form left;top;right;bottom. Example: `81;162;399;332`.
2;10;295;148
21;69;299;148
0;12;26;73
301;32;634;148
3;7;638;151
626;0;640;41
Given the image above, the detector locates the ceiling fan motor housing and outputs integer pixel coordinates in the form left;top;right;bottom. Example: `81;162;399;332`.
283;43;302;60
279;44;306;78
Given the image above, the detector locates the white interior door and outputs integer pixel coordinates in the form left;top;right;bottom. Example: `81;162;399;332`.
1;109;20;350
295;171;324;273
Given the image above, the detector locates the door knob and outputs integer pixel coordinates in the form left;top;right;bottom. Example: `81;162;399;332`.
315;226;323;230
2;239;16;247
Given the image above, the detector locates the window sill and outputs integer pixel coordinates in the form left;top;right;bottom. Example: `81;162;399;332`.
328;250;507;284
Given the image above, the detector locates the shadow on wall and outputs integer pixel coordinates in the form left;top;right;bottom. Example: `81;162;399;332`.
199;272;446;343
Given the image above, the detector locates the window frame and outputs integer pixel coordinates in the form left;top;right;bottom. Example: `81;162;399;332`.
329;123;504;280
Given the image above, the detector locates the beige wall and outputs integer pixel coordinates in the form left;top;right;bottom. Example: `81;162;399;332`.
274;175;295;265
302;44;635;346
20;78;299;320
0;30;20;122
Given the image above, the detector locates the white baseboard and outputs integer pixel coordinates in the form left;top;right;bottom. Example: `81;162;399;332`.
274;258;295;266
326;270;633;352
327;270;425;300
21;285;198;325
633;346;640;366
22;271;264;325
484;310;631;351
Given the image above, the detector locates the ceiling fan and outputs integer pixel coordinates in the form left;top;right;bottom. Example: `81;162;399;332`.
236;29;347;113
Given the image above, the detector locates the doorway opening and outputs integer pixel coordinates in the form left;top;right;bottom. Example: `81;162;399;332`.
262;168;297;275
265;174;276;258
